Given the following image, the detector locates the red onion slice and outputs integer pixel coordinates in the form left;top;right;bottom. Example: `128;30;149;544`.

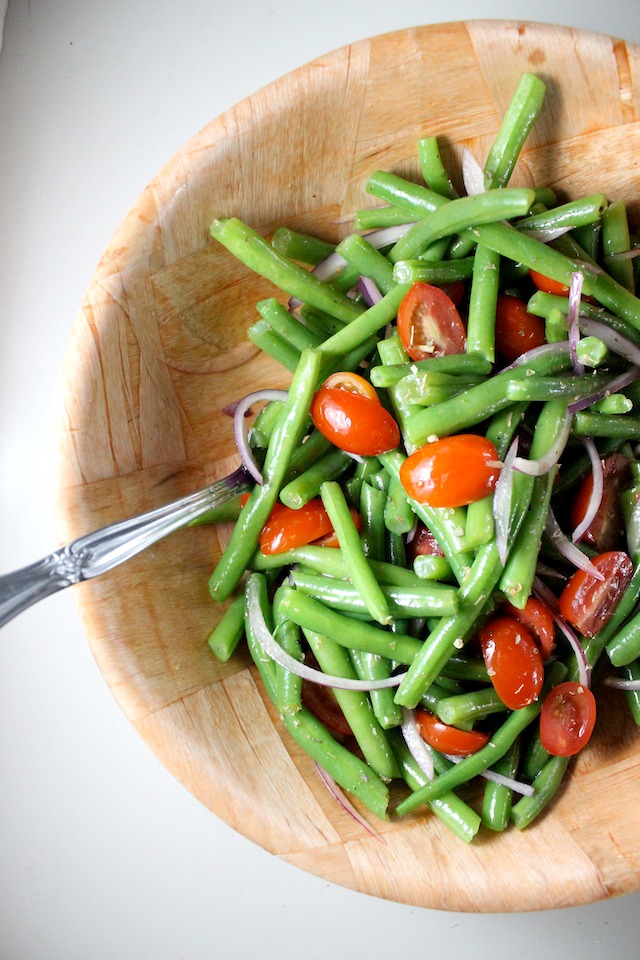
500;341;570;373
603;676;640;690
312;249;349;281
551;613;591;688
579;317;640;367
544;509;605;582
363;223;414;247
246;577;407;691
567;366;640;414
443;755;534;797
234;389;288;484
571;439;603;543
519;225;574;242
401;708;435;781
313;762;385;842
568;271;585;375
512;409;572;477
494;437;519;565
358;276;383;306
605;248;640;261
461;147;485;196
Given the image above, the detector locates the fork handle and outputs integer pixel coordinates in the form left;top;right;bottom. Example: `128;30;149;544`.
0;553;79;627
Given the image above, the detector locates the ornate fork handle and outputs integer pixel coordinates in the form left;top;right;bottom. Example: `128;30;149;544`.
0;466;249;628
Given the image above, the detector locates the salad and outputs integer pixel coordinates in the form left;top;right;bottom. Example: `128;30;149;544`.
201;73;640;842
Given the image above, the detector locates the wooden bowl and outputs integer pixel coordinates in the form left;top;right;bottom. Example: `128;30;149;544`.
54;21;640;912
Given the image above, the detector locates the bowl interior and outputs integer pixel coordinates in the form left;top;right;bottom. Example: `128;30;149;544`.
54;20;640;912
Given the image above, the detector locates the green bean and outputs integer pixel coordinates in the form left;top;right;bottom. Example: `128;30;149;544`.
392;257;475;285
335;233;396;294
436;685;507;727
272;593;304;718
395;691;546;814
298;305;347;339
573;411;640;440
360;481;387;561
279;447;352;508
209;349;321;602
354;206;419;230
251;543;425;587
527;290;640;346
385;527;406;568
391;733;481;843
545;307;568;344
481;741;521;832
384;476;415;535
417;136;456;199
318;283;411;360
519;729;550;782
350;650;403;729
516;194;608;235
285;429;332;479
499;468;556;608
370;351;493;388
405;347;571;447
256;298;323;351
376;334;424;455
573;220;601;261
249;399;287;448
592;394;633;415
394;371;486;407
244;573;278;700
290;570;460;619
505;371;612;403
189;492;244;526
439;654;490;683
460;496;494;551
271;226;335;265
413;554;454;582
365;170;449;216
388;189;535;264
210;218;364;323
207;593;246;662
576;337;608;368
320;480;391;625
303;628;400;779
510;755;571;830
483;73;547;189
466;245;500;364
277;586;422;664
619;661;640;724
248;319;301;371
602;199;635;292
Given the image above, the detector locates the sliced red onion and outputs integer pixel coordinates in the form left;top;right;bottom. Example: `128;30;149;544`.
567;366;640;414
534;561;567;582
512;409;572;477
233;389;288;484
461;147;485;196
312;249;349;281
500;340;570;373
363;223;414;248
568;271;585;375
544;508;605;582
551;612;591;688
604;248;640;261
443;755;534;797
401;708;435;781
358;276;383;306
313;762;385;842
246;577;407;691
494;437;519;565
579;317;640;367
518;225;574;242
571;439;603;543
603;676;640;690
532;576;561;612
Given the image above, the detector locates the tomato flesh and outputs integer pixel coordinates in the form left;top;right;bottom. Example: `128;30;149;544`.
321;371;379;402
529;270;570;296
302;680;352;739
397;281;466;361
558;550;633;637
501;597;556;660
259;499;334;555
495;293;546;361
311;385;400;457
400;434;501;508
539;681;597;756
478;615;544;709
414;709;489;756
571;452;631;552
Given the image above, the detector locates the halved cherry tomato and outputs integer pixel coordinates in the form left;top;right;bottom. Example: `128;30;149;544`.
529;269;570;296
495;293;546;361
478;615;544;709
539;681;597;756
414;708;489;756
321;371;379;402
259;499;333;555
397;281;466;361
571;452;632;552
400;434;501;508
441;280;466;307
501;597;556;660
558;550;633;637
302;680;352;739
310;375;400;457
407;520;445;560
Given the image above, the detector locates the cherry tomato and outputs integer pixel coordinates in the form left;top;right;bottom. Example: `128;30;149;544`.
571;452;631;552
478;615;545;709
400;434;501;508
414;709;489;756
501;597;556;660
495;293;546;361
529;269;570;296
302;680;352;739
441;280;466;307
539;681;597;756
407;520;445;560
311;376;400;457
558;550;633;637
321;371;379;402
259;499;333;555
397;281;466;361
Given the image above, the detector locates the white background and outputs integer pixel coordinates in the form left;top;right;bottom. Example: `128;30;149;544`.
1;1;640;957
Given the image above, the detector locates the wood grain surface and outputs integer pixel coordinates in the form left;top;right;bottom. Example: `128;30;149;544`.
53;21;640;912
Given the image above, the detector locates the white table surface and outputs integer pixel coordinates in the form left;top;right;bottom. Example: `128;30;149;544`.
2;2;640;957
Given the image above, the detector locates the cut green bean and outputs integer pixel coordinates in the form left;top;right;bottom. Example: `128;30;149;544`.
602;199;635;292
417;136;456;199
207;593;246;662
359;481;387;561
318;283;411;360
481;741;521;832
466;244;500;364
436;685;507;727
290;570;460;618
335;233;396;294
510;755;571;830
256;298;323;351
516;194;608;235
483;73;547;189
271;226;335;265
392;257;474;285
248;319;301;371
350;650;403;729
279;447;353;508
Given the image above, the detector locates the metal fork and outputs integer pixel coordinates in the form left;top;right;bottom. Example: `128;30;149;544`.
0;465;249;628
